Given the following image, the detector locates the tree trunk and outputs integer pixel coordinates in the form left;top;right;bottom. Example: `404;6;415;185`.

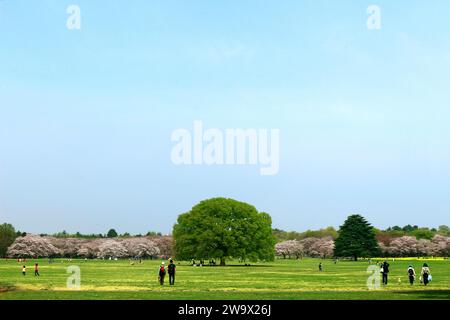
354;255;358;261
220;258;225;266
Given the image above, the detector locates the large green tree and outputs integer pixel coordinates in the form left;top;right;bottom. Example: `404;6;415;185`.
334;215;379;260
0;223;17;258
107;229;118;238
173;198;275;265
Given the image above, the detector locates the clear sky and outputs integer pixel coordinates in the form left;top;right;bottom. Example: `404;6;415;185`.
0;0;449;235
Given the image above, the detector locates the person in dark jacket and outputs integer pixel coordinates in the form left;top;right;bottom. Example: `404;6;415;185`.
381;261;390;285
168;259;176;285
407;265;415;285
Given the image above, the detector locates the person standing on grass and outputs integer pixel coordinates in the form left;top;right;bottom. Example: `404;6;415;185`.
407;265;415;285
34;263;40;276
318;262;323;272
158;262;166;285
421;263;431;286
381;261;390;285
168;259;176;285
22;265;26;276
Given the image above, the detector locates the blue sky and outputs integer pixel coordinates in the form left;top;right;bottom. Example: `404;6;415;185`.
0;0;449;234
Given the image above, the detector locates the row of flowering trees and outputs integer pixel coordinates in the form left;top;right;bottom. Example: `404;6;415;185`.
7;233;450;260
378;235;450;257
275;235;450;259
6;234;173;259
275;237;335;259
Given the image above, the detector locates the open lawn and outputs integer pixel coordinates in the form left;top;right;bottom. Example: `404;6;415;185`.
0;258;449;300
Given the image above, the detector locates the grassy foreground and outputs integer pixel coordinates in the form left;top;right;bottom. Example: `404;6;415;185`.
0;258;449;300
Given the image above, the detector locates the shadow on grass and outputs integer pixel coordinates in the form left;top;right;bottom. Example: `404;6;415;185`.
393;290;450;300
0;283;16;293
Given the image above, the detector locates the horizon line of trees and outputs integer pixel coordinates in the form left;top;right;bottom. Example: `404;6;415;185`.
273;224;450;243
5;232;449;261
2;217;450;260
4;223;448;244
44;229;164;239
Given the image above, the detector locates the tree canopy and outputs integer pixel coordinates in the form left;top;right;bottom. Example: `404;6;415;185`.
273;226;338;242
173;197;275;265
7;234;60;258
0;223;17;258
334;214;379;260
107;229;118;238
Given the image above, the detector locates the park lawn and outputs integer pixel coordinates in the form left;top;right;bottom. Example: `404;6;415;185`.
0;258;449;300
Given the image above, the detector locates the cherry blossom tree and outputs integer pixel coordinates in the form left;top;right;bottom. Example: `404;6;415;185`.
121;238;160;258
432;235;450;257
275;241;290;259
386;236;418;257
276;237;334;259
46;237;85;258
7;234;60;258
76;247;91;258
151;236;173;258
416;239;435;257
299;237;334;258
378;241;389;256
77;239;103;258
97;240;128;259
309;237;334;258
275;240;303;259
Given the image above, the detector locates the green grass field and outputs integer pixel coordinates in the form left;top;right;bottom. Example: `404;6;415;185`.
1;258;449;300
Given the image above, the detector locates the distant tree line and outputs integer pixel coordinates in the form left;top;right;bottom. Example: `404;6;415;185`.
273;227;339;242
273;224;450;243
2;206;449;261
39;229;163;239
5;234;172;259
375;225;449;242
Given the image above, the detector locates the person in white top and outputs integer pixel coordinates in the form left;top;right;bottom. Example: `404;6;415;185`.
421;263;431;286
